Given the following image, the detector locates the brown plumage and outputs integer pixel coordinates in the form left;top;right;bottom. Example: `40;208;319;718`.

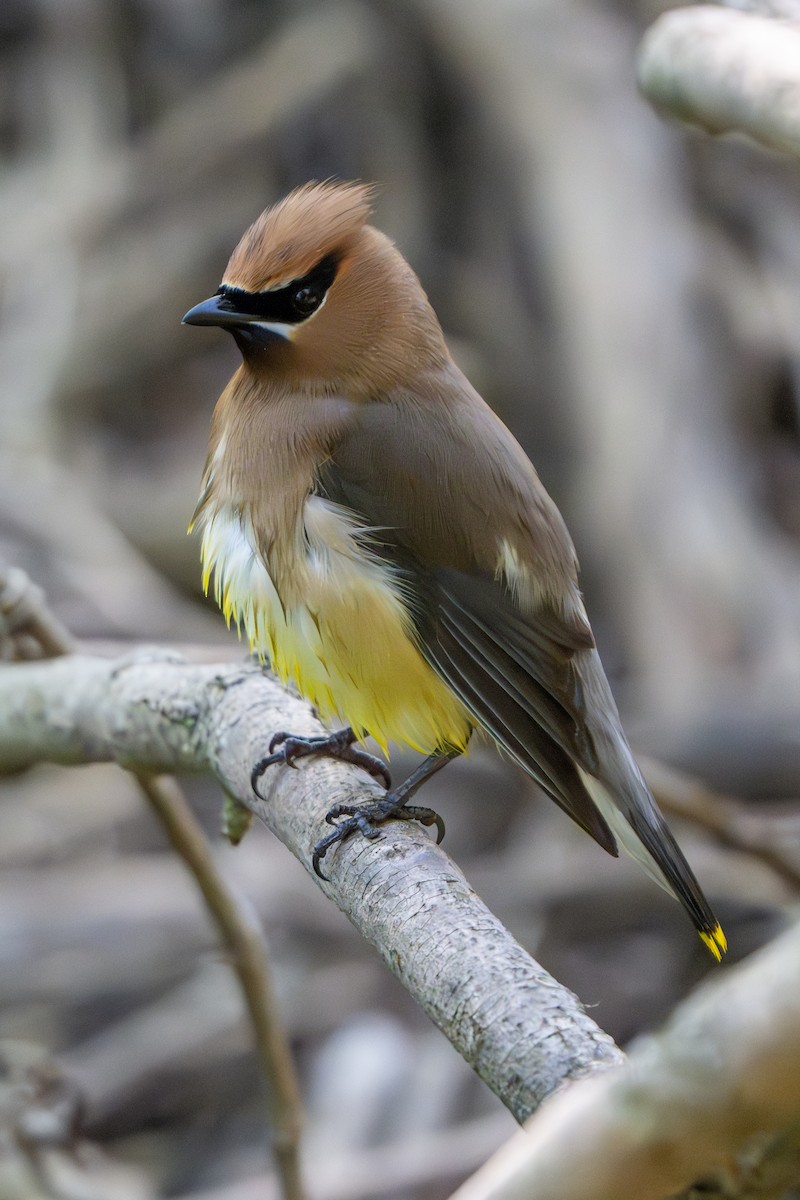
183;180;726;957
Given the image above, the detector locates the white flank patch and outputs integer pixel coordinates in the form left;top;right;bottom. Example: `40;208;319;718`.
303;495;387;574
196;495;409;654
198;504;285;650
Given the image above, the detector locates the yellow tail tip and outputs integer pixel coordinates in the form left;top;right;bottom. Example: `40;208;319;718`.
699;923;727;962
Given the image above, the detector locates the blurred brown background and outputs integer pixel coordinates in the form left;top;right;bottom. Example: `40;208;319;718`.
1;1;799;1197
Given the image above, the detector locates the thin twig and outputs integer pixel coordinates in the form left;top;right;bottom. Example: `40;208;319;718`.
135;774;303;1199
0;562;76;659
0;561;306;1200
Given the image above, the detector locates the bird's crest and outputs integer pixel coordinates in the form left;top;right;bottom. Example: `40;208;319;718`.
223;181;375;293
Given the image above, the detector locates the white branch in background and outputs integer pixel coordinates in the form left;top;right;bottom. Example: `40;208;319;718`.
716;0;800;18
637;6;800;160
0;651;624;1121
449;918;800;1200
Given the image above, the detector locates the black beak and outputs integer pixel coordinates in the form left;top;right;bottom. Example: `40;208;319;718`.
182;294;253;329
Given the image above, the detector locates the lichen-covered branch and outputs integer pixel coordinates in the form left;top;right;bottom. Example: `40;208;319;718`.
637;6;800;160
0;650;623;1120
450;919;800;1200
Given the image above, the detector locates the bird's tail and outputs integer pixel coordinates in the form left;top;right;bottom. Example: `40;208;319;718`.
578;653;726;960
578;766;726;960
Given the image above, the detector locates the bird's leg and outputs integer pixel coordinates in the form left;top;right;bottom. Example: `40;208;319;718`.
311;747;462;879
251;726;391;799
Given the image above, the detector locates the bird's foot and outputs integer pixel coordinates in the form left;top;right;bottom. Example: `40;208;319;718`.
312;795;445;880
251;726;391;798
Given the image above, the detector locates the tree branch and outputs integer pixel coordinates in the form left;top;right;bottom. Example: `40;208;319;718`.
449;919;800;1200
0;650;624;1120
637;6;800;161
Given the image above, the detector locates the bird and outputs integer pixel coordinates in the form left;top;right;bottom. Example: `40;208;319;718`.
183;180;726;960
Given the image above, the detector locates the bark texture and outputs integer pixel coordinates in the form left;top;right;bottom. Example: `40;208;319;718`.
451;919;800;1200
0;651;624;1121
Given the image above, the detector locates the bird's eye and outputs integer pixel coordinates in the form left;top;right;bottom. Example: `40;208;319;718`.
213;255;337;328
292;285;324;317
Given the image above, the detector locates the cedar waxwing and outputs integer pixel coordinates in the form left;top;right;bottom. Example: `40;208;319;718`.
183;181;725;959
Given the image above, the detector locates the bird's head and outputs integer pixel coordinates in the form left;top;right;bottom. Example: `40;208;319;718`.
183;181;447;393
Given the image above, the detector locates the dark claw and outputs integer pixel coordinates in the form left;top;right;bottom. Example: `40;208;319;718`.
356;755;391;791
404;806;446;844
251;728;450;877
313;815;370;879
324;803;356;825
312;826;347;880
268;731;289;754
251;730;300;798
311;797;445;879
250;754;281;799
273;736;307;768
251;727;391;797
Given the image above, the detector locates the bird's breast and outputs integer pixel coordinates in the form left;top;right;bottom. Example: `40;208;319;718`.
197;494;471;754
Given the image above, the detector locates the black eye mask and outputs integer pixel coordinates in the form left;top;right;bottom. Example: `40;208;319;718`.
217;254;339;325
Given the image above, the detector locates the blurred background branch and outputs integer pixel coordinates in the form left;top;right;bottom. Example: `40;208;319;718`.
638;6;800;160
451;919;800;1200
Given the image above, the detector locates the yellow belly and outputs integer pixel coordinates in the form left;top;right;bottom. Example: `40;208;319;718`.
198;498;472;755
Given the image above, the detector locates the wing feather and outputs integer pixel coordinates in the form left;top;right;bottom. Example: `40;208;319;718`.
429;610;616;852
317;453;617;852
313;390;723;950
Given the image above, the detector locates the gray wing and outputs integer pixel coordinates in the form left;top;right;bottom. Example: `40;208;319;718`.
317;388;723;944
316;450;618;856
